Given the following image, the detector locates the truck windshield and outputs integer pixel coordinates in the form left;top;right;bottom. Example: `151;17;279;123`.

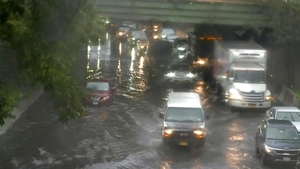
266;126;300;140
165;107;203;122
234;70;265;84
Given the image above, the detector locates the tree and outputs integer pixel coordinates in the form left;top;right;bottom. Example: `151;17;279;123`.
0;0;106;125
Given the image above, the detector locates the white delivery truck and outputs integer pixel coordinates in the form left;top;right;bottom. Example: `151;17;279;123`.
213;41;271;108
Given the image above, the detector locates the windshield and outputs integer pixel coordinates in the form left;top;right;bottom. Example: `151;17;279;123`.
234;70;265;83
170;64;189;72
86;82;109;91
276;111;300;121
119;27;130;31
165;107;203;122
162;29;174;35
266;126;299;140
132;31;147;39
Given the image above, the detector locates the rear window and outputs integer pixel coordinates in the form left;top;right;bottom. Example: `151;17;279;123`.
86;82;109;91
165;107;203;123
266;126;299;140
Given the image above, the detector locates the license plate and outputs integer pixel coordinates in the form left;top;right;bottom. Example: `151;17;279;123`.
248;104;256;108
180;142;188;146
283;157;291;161
92;102;98;105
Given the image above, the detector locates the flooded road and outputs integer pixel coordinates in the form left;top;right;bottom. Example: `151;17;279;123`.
0;37;295;169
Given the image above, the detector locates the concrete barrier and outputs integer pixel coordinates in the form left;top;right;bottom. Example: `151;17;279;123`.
274;84;300;108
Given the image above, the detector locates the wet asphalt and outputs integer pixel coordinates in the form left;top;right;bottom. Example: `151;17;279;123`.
0;38;295;169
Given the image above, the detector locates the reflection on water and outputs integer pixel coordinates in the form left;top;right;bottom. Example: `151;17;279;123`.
117;58;122;84
119;42;122;55
139;56;144;69
131;47;136;61
225;122;248;169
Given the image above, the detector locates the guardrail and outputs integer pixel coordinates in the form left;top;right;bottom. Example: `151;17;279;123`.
271;83;300;107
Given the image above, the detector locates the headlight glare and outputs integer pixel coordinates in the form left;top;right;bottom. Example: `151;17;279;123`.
166;72;175;77
264;144;272;153
186;73;194;77
163;129;173;137
229;88;242;100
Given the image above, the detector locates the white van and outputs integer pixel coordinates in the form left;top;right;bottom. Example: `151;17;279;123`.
159;92;209;147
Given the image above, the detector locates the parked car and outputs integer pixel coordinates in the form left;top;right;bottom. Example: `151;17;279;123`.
265;106;300;132
85;79;116;107
255;119;300;165
165;63;196;83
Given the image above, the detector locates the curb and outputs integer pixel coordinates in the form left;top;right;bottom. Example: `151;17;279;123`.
0;87;44;136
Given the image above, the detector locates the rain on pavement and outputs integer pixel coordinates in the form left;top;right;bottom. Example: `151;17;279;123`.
0;34;294;169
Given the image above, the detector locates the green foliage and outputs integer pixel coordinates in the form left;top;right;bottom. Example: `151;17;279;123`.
0;0;106;124
0;83;19;126
261;1;300;44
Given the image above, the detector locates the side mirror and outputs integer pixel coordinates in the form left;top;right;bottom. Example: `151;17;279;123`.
159;113;164;119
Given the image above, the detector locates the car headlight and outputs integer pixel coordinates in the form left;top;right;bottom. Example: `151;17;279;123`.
186;73;194;77
264;144;273;153
102;96;110;100
194;129;205;138
166;72;175;77
132;38;135;40
118;32;123;35
163;129;173;137
141;45;145;48
265;90;272;100
161;35;167;38
229;88;242;100
197;58;207;65
179;55;185;59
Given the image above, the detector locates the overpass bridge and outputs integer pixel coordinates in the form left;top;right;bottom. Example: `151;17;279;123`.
95;0;264;26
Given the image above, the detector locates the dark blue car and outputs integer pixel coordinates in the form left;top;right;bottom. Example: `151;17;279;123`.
255;119;300;166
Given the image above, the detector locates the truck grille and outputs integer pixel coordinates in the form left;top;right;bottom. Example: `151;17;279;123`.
172;131;193;139
239;91;264;102
274;150;300;155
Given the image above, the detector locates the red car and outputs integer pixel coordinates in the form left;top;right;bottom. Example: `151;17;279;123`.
85;79;116;106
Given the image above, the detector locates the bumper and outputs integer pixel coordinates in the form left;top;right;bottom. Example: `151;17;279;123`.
229;100;271;108
167;77;195;83
86;99;111;106
264;152;299;164
163;137;205;147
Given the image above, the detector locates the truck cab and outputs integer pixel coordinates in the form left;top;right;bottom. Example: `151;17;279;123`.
213;41;272;109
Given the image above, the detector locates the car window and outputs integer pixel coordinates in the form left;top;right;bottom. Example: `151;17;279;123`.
119;27;129;31
165;107;203;122
276;111;300;121
266;126;299;140
86;82;109;91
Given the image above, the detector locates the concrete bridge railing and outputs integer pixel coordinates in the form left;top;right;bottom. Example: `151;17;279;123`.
95;0;264;26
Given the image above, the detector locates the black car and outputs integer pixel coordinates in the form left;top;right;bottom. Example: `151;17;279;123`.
255;119;300;165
